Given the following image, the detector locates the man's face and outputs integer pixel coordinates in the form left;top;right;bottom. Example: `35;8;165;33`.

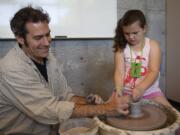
19;21;51;63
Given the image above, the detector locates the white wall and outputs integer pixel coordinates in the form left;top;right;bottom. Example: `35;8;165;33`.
0;0;117;38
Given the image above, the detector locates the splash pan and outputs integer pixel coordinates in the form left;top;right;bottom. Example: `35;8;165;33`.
106;104;167;131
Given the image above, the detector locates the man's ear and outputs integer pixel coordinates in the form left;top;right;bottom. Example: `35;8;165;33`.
16;36;25;45
144;24;148;33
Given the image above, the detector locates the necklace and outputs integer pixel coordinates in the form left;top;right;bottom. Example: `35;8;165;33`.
130;39;144;78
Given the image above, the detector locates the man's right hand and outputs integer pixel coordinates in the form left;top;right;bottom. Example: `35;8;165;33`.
106;91;130;116
71;91;130;118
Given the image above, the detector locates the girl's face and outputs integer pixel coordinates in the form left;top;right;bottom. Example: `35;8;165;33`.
122;21;146;46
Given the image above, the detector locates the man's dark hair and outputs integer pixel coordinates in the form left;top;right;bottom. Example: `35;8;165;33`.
10;5;50;38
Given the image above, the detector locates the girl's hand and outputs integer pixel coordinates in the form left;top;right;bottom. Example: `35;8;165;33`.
132;88;144;101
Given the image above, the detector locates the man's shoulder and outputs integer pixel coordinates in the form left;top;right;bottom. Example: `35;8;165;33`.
0;47;23;73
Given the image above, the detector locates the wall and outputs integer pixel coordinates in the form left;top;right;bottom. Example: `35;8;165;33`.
166;0;180;103
0;0;166;100
0;0;117;38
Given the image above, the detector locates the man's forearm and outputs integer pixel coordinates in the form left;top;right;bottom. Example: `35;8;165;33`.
71;103;118;118
70;96;87;105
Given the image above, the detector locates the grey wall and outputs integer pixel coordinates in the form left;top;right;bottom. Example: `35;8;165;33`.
166;0;180;103
0;0;166;100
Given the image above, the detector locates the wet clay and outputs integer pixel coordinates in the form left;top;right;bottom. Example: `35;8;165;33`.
129;101;143;118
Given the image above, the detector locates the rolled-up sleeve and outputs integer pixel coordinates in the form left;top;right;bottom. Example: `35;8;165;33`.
0;70;74;124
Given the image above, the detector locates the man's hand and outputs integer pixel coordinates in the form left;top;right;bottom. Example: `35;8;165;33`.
106;91;130;116
71;92;130;118
86;93;104;104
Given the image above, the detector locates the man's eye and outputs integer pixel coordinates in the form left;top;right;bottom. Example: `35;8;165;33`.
34;36;42;40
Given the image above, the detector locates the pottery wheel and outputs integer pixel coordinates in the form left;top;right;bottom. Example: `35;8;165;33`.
106;104;167;131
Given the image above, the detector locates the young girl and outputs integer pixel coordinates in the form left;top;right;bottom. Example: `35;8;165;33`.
113;9;171;107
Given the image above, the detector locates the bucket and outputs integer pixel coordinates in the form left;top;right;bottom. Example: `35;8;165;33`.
59;118;99;135
96;99;180;135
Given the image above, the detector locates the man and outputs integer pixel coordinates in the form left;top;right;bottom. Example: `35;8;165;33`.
0;6;129;135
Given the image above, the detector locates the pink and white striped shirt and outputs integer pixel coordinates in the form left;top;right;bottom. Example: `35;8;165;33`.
123;37;162;99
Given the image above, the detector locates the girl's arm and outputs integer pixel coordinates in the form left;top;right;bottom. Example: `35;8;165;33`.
114;49;125;95
133;40;161;99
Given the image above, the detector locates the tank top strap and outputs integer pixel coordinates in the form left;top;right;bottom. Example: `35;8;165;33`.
143;37;151;58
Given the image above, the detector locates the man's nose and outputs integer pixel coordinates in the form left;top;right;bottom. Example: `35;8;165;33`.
42;36;51;46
